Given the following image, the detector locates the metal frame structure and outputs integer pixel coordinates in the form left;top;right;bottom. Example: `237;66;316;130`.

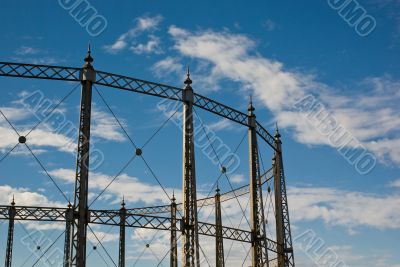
0;49;294;266
214;186;224;267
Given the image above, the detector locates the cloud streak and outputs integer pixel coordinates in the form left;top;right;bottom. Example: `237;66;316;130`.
104;15;163;54
165;26;400;165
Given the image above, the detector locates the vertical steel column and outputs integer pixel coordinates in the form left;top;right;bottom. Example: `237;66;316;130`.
170;193;177;267
273;128;295;267
248;102;267;267
64;203;73;267
119;198;126;267
215;187;224;267
4;197;15;267
70;47;95;267
181;69;200;267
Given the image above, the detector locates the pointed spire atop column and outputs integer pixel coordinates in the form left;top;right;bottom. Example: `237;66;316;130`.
215;182;220;195
121;196;126;209
248;95;255;116
11;195;15;206
184;66;192;90
172;190;176;203
84;43;94;69
275;122;281;139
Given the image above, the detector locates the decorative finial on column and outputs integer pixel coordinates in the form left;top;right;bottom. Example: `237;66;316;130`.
172;190;176;202
121;196;126;209
67;197;72;209
275;122;281;139
84;43;94;69
184;66;192;90
216;182;220;195
11;195;15;206
248;95;255;116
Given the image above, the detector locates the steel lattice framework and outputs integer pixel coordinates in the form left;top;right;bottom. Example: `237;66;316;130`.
0;49;294;267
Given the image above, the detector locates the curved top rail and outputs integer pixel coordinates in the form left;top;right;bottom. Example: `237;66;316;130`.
0;61;81;81
0;61;277;151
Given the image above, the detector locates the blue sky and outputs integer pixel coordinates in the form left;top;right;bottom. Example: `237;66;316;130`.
0;0;400;266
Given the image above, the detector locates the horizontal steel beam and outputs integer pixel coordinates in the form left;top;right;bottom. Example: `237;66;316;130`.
0;61;277;150
0;206;67;222
0;205;278;253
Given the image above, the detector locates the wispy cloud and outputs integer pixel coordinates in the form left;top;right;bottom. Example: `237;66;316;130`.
0;184;64;207
152;56;184;78
230;173;245;184
91;107;126;142
389;178;400;188
208;118;234;132
48;168;178;205
15;46;40;55
165;26;400;165
262;19;278;31
104;14;163;54
0;98;127;157
130;35;162;55
289;186;400;231
12;46;61;64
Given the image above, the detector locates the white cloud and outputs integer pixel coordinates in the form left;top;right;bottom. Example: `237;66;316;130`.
10;56;59;65
104;14;163;54
91;107;125;142
136;15;163;31
0;124;75;154
389;178;400;188
168;26;306;110
152;57;184;78
0;102;126;157
0;106;32;121
229;173;245;184
87;226;119;244
166;27;400;165
262;19;277;31
24;221;65;231
0;184;64;207
294;241;400;267
48;168;177;205
130;35;162;55
208;118;234;132
15;46;40;55
288;186;400;230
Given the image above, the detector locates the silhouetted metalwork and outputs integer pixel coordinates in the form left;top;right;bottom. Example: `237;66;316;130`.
248;102;269;267
0;205;279;250
215;187;224;267
119;199;126;267
274;129;295;267
182;69;200;267
123;168;273;216
0;61;276;150
4;198;15;267
0;48;295;267
170;194;178;267
69;47;95;267
64;203;73;267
